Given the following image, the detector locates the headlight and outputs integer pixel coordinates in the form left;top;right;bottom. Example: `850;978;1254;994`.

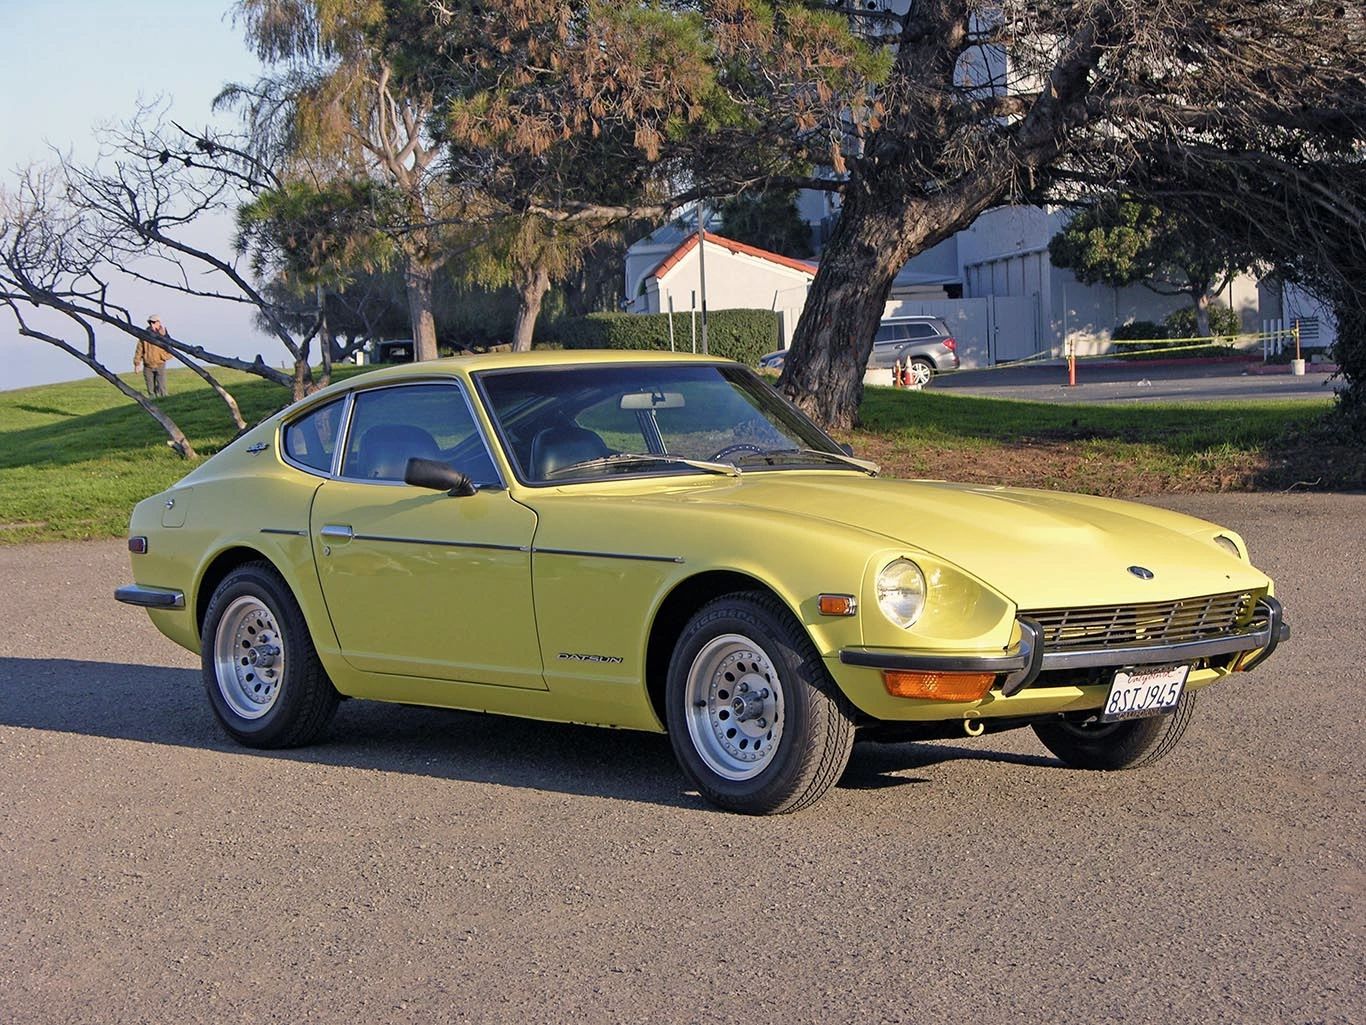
1213;535;1243;559
876;558;927;629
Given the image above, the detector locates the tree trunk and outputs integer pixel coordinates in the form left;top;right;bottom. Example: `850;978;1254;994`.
176;353;245;431
511;263;551;353
1193;289;1212;338
778;191;931;429
317;285;334;390
405;257;440;362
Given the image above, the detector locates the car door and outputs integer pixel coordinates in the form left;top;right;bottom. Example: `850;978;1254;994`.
310;381;545;690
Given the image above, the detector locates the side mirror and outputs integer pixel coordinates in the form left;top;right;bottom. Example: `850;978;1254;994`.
404;457;477;497
839;443;854;457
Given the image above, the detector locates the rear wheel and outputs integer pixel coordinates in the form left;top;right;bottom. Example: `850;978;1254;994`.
907;357;935;387
666;592;854;814
201;562;338;748
1032;693;1196;770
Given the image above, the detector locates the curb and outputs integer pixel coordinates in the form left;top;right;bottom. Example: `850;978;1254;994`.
1246;362;1339;376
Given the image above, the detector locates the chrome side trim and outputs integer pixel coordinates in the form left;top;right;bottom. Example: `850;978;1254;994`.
115;584;185;609
260;528;308;537
353;533;530;553
532;547;685;564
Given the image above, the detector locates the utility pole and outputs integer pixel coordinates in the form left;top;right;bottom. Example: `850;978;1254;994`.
696;200;710;355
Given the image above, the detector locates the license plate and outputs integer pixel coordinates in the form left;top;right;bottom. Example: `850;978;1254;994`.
1101;664;1189;722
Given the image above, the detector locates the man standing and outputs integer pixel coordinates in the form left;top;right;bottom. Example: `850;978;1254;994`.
134;315;172;398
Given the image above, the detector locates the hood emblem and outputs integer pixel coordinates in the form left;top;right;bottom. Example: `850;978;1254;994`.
1128;565;1155;580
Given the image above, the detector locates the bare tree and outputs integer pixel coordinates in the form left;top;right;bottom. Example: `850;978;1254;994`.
0;168;198;456
0;109;337;435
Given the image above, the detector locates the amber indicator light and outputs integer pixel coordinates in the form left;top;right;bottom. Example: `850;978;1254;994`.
883;670;995;702
817;594;857;616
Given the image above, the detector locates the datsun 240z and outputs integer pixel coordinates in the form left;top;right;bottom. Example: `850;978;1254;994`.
117;352;1289;814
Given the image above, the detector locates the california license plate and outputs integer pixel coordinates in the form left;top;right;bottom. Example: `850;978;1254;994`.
1101;664;1189;722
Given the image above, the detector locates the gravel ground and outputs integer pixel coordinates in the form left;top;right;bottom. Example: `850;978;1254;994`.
0;493;1362;1025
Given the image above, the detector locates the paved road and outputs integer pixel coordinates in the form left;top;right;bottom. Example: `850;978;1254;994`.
927;360;1342;404
1;494;1362;1025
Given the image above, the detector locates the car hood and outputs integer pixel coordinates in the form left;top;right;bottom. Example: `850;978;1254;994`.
677;473;1269;609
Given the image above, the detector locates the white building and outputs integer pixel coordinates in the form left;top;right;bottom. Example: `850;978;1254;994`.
625;228;817;345
624;203;1283;368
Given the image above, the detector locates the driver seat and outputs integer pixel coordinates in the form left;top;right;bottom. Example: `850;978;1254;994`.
530;425;610;480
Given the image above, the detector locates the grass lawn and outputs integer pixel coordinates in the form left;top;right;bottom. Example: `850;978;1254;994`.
847;387;1362;495
0;366;1359;544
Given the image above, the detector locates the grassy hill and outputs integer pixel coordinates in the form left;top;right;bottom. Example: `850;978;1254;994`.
0;365;1356;545
0;368;358;543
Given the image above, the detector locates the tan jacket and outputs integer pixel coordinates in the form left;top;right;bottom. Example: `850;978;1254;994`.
134;338;172;371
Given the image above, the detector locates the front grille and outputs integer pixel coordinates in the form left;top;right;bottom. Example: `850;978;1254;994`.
1023;592;1255;651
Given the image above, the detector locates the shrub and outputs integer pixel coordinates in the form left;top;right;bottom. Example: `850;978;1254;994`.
1110;308;1240;360
540;309;781;365
1164;304;1242;339
1111;320;1169;341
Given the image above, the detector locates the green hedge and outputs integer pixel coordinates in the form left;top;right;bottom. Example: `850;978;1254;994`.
541;309;781;365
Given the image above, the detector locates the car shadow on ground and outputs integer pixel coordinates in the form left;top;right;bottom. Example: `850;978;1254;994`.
0;657;1059;808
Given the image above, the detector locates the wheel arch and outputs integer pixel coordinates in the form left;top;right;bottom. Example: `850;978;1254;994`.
644;570;803;730
194;545;277;635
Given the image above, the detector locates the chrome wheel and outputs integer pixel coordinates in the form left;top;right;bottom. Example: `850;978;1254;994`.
683;633;785;781
212;595;286;720
908;359;934;387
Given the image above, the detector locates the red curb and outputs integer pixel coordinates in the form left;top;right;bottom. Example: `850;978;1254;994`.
1245;362;1339;375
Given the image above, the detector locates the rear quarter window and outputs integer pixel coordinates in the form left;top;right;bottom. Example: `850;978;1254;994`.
282;398;345;474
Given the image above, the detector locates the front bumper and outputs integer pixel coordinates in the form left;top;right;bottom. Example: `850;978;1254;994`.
840;596;1290;697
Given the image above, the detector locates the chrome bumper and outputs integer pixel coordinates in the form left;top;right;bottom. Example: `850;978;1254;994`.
839;596;1290;696
115;584;185;609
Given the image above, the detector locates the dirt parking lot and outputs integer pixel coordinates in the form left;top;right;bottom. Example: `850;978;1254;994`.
1;493;1362;1025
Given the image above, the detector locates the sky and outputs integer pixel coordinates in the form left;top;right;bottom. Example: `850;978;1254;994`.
0;1;274;391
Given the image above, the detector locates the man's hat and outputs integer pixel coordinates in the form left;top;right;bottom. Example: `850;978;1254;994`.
147;314;161;323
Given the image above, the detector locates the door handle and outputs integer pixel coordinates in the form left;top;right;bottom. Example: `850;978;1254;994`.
319;524;354;543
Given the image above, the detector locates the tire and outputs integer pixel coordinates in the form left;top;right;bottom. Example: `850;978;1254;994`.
665;591;855;814
1032;692;1196;770
907;357;935;388
200;561;339;749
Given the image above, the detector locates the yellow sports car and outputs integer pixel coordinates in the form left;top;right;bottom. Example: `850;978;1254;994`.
117;351;1289;814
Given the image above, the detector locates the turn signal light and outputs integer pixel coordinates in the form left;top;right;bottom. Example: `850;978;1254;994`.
128;536;148;554
818;594;858;616
883;670;994;702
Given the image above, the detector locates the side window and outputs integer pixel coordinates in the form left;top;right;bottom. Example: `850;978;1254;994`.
873;325;898;343
282;398;344;474
905;323;936;339
341;384;499;485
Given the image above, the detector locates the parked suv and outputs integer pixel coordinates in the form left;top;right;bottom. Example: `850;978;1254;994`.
759;315;959;386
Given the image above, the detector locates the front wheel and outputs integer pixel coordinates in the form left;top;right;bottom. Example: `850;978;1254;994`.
1032;693;1196;770
201;562;339;749
666;592;854;814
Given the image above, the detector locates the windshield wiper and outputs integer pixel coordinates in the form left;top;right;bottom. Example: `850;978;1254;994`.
543;452;740;480
732;448;880;475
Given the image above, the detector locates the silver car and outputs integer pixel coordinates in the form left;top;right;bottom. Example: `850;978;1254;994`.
759;315;960;386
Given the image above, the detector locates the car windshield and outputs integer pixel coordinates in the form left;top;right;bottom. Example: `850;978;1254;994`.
477;363;853;484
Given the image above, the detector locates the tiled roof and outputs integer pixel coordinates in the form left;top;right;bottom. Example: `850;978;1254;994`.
648;231;818;282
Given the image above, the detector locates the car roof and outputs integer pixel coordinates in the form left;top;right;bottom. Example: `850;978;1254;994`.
293;349;738;409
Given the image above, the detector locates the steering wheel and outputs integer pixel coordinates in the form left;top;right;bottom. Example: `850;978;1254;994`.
709;442;765;462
